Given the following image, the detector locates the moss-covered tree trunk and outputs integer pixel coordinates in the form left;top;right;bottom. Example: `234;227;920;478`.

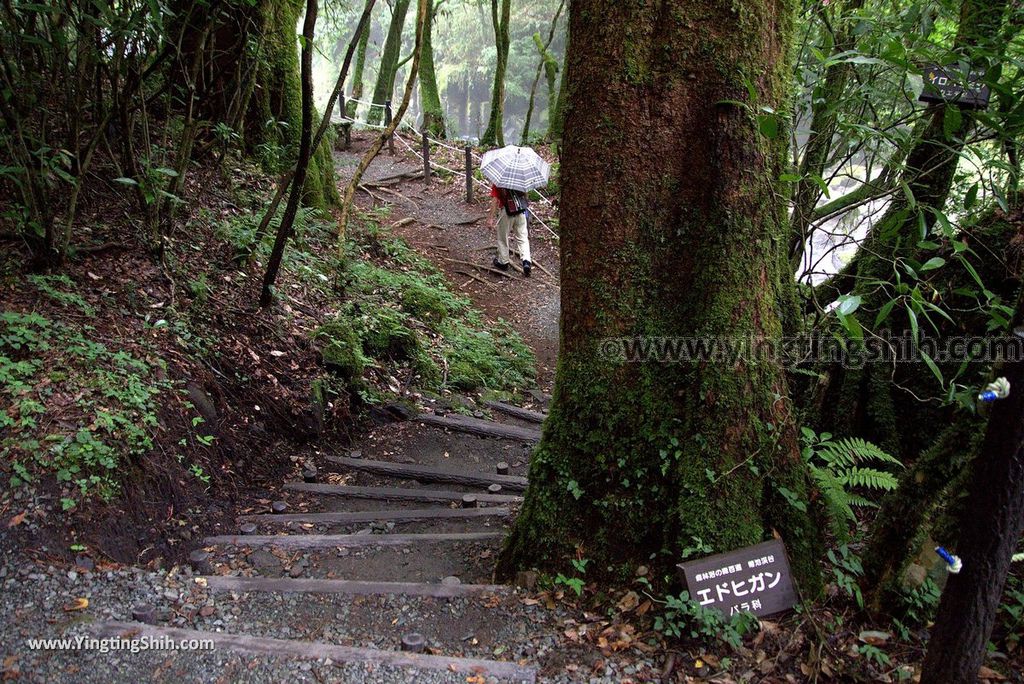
368;0;411;125
244;0;338;208
521;0;564;145
480;0;509;147
418;0;445;138
497;0;823;590
347;0;374;119
547;22;568;143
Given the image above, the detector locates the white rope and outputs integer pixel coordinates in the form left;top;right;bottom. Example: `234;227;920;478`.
343;95;387;109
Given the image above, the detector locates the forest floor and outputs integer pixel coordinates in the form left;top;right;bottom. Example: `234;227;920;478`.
2;132;1022;683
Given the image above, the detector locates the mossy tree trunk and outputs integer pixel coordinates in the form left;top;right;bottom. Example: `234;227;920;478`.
419;0;445;138
547;22;568;143
497;0;823;591
244;0;338;209
368;0;411;125
521;0;564;145
347;0;374;119
480;0;509;148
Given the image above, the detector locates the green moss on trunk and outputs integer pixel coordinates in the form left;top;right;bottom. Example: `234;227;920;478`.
346;2;372;119
368;0;411;126
418;1;445;138
497;0;823;594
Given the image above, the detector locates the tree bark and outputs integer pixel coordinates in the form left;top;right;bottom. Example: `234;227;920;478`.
547;21;568;143
260;0;319;307
480;0;510;147
368;0;411;125
419;0;445;138
920;293;1024;682
497;0;823;590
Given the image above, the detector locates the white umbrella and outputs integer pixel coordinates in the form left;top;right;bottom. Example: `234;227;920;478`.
480;145;551;192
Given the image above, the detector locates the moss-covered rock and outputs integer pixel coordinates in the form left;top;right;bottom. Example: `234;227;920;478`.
313;317;365;382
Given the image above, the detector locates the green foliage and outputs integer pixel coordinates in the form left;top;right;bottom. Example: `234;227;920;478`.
652;590;760;648
29;275;95;316
0;311;166;503
997;572;1024;652
827;544;865;610
312;317;367;382
801;428;901;538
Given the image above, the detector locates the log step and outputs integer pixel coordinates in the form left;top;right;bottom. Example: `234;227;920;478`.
482;400;547;424
240;507;510;525
325;456;528;491
203;531;504;550
283;482;523;504
416;413;541;443
200;575;508;597
91;622;535;683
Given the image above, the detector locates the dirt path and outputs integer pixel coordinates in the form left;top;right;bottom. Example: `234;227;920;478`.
333;133;561;391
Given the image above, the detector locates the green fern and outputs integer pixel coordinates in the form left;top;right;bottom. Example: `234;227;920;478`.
800;429;902;539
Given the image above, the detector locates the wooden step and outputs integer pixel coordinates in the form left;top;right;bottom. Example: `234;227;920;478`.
201;575;508;597
325;456;528;491
241;507;510;525
203;531;504;550
284;482;523;504
91;622;536;682
416;412;541;443
483;400;547;424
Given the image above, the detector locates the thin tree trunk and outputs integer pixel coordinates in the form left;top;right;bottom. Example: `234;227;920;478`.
521;0;563;145
496;0;823;589
368;0;411;125
259;0;319;307
337;0;428;245
920;292;1024;682
480;0;509;147
347;0;374;119
419;0;445;138
547;21;568;143
249;0;376;256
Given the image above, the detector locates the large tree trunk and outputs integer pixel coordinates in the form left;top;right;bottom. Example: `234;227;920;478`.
418;0;445;138
347;0;374;119
920;292;1024;682
497;0;823;590
368;0;411;125
480;0;509;147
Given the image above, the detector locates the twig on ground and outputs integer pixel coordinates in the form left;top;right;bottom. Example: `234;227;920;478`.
441;257;514;278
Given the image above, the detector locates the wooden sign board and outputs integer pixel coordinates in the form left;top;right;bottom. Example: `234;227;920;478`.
676;538;797;618
919;65;990;109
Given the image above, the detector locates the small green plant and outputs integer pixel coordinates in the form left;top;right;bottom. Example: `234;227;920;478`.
801;428;901;538
653;591;760;648
828;544;865;609
855;643;892;669
554;557;589;596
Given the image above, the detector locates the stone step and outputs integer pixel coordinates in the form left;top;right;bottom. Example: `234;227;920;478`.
325;456;528;491
240;507;511;525
283;482;522;505
482;400;547;424
91;622;536;683
201;575;508;597
204;532;504;551
416;413;541;443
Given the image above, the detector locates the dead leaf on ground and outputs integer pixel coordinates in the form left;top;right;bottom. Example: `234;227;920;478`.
7;512;26;527
63;597;89;612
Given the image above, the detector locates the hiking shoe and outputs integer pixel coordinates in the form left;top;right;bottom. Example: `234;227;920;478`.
522;260;532;278
492;257;510;271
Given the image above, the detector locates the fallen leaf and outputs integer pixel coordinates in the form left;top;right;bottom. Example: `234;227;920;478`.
63;597;89;612
978;666;1006;681
7;512;26;528
616;591;640;612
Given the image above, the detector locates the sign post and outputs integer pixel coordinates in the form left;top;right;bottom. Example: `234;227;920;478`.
918;65;990;109
676;538;798;618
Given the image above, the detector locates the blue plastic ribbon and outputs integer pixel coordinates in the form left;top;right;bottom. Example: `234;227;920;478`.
935;546;962;573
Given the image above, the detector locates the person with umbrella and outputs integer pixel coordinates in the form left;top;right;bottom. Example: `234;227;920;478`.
480;146;551;279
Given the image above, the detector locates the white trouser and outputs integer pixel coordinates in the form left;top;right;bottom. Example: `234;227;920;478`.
496;211;531;264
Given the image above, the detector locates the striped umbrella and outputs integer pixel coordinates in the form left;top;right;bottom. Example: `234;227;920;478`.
480;145;551;192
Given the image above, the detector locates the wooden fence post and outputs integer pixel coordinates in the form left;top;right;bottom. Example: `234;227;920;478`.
385;100;394;155
465;144;473;204
421;128;430;184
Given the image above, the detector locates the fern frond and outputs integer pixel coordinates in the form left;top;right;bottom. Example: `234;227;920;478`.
839;466;899;491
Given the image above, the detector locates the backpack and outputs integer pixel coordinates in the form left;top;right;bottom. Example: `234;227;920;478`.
501;189;529;217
